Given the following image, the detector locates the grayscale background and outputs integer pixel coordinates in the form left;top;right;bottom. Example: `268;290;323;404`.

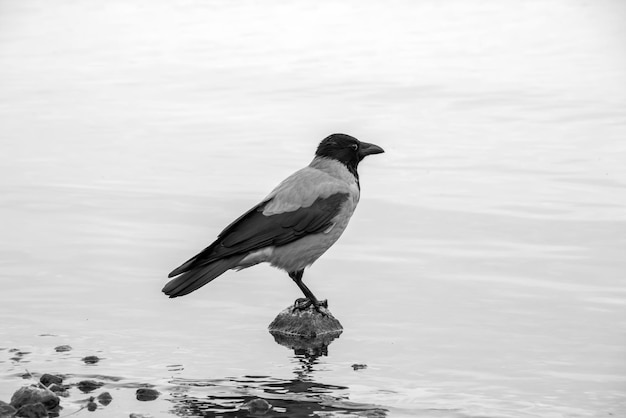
1;0;625;417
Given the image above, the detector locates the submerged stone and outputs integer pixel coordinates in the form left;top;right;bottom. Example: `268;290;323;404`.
10;386;60;410
14;403;47;418
0;400;16;417
81;355;100;364
97;391;113;406
54;345;72;353
76;380;103;393
40;373;63;387
136;388;160;401
48;384;70;397
241;398;272;415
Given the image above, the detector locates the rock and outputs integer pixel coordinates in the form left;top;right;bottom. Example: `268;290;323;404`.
352;363;367;370
9;350;30;362
241;398;272;415
81;355;100;364
129;413;154;418
48;384;70;397
77;380;103;393
54;345;72;352
0;400;16;417
136;388;160;401
87;401;98;411
10;386;60;410
97;391;113;406
14;403;47;418
40;373;63;387
268;303;343;339
269;303;343;355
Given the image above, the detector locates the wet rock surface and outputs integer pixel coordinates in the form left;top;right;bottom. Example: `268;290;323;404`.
268;302;343;339
14;402;48;418
136;388;160;401
10;386;60;410
76;380;104;393
2;375;122;417
269;302;343;356
47;384;70;397
81;356;100;365
39;373;63;387
86;400;98;411
97;391;113;406
0;400;16;417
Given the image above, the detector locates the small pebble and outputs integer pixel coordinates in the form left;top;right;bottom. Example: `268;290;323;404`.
77;380;104;393
82;356;100;364
10;351;30;362
40;373;63;387
351;363;367;370
87;401;98;411
48;384;70;397
54;345;72;353
129;413;153;418
136;388;160;401
97;391;113;406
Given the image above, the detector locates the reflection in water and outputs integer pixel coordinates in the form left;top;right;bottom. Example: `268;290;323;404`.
269;329;342;358
167;353;387;417
167;376;387;417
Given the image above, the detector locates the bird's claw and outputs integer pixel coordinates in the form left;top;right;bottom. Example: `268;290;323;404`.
293;298;312;311
292;298;329;315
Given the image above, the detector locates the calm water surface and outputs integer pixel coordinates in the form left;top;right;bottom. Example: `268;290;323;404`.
1;1;625;417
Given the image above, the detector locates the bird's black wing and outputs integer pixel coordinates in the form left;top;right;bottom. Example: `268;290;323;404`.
168;192;349;277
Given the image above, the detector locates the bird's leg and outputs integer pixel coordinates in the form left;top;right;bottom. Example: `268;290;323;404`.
288;270;328;312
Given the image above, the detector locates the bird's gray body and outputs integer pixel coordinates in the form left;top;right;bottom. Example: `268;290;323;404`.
240;156;360;272
162;133;383;301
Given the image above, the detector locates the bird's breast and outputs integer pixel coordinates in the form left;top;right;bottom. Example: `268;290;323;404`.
267;193;358;273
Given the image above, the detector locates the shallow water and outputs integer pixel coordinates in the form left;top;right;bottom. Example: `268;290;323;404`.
1;0;625;417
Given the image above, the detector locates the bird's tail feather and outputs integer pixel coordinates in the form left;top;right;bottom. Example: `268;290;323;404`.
168;257;197;278
162;256;244;298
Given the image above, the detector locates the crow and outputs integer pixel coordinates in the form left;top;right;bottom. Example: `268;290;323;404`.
163;133;384;309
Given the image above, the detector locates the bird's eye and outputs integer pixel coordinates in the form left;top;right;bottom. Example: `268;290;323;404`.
351;144;358;151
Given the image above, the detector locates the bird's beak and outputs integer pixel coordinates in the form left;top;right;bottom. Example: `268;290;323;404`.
359;142;385;158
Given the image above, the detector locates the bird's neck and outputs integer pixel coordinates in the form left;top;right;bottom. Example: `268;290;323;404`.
309;156;360;189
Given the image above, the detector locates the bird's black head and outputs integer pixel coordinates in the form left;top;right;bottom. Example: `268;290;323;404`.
315;133;384;177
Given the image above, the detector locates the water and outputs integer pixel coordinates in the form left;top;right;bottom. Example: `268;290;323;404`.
1;0;625;416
